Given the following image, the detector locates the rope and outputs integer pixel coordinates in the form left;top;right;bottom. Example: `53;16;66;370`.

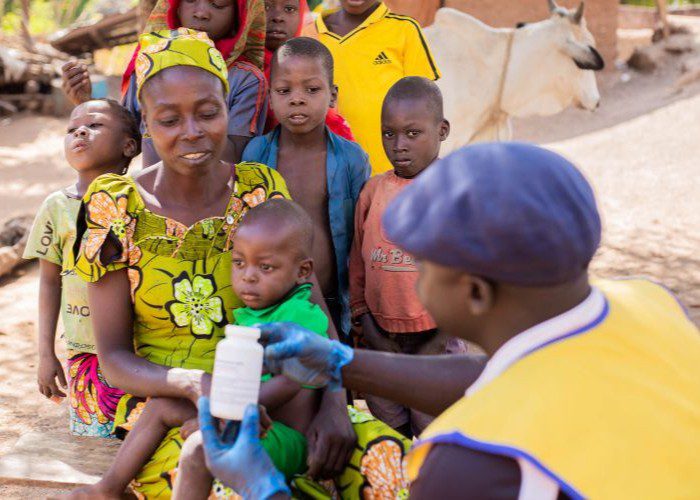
476;29;515;141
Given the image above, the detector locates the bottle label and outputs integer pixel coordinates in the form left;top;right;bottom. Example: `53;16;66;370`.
211;356;262;420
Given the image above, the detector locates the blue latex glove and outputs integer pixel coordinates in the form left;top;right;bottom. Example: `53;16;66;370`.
198;396;290;499
260;322;354;391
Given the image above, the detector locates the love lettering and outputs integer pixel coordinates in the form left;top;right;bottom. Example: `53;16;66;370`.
35;221;54;256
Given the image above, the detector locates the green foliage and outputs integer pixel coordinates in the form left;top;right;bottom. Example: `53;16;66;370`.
56;0;90;26
2;1;58;35
1;0;97;35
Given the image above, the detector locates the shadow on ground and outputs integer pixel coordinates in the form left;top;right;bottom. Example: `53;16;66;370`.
0;281;118;495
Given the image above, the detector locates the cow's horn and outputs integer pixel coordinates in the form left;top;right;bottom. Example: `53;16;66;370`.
548;0;558;12
572;2;584;24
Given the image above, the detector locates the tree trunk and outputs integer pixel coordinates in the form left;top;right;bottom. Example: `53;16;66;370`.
139;0;158;30
657;0;669;39
20;0;35;52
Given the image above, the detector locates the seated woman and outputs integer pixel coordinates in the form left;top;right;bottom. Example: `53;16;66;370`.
62;0;268;166
71;29;410;500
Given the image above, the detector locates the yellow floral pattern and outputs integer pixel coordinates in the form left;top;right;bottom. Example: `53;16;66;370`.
242;186;268;208
83;192;132;264
165;273;225;338
73;163;290;498
165;218;187;239
126;219;142;300
290;407;412;500
136;29;230;98
121;400;147;433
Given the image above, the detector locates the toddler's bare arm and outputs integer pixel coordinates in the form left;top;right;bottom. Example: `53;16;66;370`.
260;375;303;412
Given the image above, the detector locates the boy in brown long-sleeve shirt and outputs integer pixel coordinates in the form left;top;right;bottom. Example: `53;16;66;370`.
349;77;465;439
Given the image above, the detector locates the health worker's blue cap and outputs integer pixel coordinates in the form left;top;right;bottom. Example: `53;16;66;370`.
383;142;601;286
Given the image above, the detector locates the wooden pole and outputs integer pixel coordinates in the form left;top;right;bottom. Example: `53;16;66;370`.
139;0;158;30
657;0;669;39
20;0;35;52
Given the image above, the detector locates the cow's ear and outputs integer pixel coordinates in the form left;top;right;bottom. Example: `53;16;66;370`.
566;41;605;71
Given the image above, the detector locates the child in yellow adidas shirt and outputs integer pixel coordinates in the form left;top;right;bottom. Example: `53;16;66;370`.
307;0;440;174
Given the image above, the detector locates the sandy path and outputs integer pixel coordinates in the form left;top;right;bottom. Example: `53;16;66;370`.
512;87;700;324
0;267;71;498
0;117;75;219
544;93;700;322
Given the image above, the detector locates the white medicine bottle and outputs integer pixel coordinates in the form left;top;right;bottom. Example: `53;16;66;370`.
210;325;264;421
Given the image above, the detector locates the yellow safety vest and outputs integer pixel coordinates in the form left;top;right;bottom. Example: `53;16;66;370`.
407;279;700;499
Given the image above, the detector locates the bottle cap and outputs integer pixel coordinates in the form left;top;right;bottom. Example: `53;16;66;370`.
225;324;261;340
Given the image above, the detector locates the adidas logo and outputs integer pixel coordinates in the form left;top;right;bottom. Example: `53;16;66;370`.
373;51;392;65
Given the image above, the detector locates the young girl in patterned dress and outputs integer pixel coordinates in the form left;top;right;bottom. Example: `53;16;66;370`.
24;99;140;437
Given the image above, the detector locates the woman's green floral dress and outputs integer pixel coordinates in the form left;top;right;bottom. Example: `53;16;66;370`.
73;163;290;498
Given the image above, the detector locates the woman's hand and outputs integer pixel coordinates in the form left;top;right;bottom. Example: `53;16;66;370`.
169;368;212;406
199;397;290;499
305;390;356;479
37;353;67;400
61;61;92;106
261;322;354;391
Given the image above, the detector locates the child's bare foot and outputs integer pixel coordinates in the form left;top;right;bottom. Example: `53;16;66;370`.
51;483;128;499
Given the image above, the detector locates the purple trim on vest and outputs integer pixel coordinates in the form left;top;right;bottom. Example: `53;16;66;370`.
419;432;586;500
519;297;610;361
414;296;612;500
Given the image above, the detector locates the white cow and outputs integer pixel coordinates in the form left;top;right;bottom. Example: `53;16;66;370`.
424;0;605;152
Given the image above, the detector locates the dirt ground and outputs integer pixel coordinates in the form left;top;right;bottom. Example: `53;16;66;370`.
1;21;699;498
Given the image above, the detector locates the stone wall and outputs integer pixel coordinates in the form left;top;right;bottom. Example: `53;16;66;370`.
618;5;657;30
383;0;441;25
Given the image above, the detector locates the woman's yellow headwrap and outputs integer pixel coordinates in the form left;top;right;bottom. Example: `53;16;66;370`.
136;28;230;101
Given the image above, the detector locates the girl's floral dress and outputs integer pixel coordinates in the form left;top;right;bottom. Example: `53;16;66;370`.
73;163;411;499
